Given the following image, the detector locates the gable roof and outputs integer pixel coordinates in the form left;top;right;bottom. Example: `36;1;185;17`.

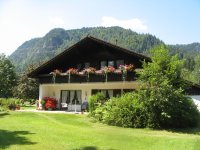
28;36;151;77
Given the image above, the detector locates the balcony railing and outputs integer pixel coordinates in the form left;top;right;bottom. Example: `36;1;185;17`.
38;72;138;84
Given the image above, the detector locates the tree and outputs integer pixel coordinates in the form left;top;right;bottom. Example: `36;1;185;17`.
138;45;199;128
13;66;39;100
183;54;200;84
0;54;17;97
193;54;200;84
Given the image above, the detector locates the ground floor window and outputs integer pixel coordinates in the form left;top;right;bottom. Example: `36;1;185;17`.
61;90;82;105
91;89;134;98
91;89;112;98
113;89;121;97
123;89;135;93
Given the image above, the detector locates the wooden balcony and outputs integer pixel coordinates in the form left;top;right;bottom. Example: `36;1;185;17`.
38;72;138;84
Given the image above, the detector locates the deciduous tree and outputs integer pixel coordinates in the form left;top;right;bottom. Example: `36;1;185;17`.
0;54;16;97
139;45;199;128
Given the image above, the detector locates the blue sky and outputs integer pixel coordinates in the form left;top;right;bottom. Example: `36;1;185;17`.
0;0;200;55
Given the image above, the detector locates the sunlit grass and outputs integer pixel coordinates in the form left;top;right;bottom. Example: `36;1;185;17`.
20;105;36;110
0;111;200;150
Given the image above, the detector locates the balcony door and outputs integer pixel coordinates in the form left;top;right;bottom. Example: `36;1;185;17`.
61;90;82;105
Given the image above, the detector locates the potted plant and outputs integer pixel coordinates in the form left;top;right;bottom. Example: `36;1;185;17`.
119;64;135;81
101;66;116;82
50;69;62;83
66;68;78;83
83;67;96;82
8;103;16;110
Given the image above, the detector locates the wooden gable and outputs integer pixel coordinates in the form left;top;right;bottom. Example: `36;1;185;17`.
28;36;151;78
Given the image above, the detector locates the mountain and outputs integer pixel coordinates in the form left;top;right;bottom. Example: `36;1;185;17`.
9;26;200;73
169;43;200;57
9;27;163;72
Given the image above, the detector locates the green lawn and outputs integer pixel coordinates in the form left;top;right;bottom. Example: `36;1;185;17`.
0;111;200;150
20;105;36;110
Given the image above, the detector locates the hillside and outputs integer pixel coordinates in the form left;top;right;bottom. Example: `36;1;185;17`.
9;27;163;72
169;43;200;57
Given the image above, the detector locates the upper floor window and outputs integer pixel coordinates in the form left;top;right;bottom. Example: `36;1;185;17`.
116;60;124;68
84;62;90;68
77;64;82;71
100;61;107;68
108;61;114;67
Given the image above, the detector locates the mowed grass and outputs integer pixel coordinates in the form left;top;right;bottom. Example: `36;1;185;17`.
0;112;200;150
20;105;36;110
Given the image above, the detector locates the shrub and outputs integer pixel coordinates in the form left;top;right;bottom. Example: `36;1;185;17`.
0;98;9;111
28;99;36;105
137;87;200;128
41;97;58;110
93;105;105;121
90;88;199;129
41;99;46;107
90;92;146;128
102;96;133;127
88;92;106;115
0;98;22;111
15;99;21;106
101;92;145;128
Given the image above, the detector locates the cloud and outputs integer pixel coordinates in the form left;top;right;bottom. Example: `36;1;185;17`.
49;17;64;26
101;16;147;31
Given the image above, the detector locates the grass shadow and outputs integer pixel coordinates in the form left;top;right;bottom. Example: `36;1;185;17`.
165;116;200;135
76;146;98;150
0;130;36;149
73;146;116;150
0;112;9;118
152;123;200;135
166;126;200;135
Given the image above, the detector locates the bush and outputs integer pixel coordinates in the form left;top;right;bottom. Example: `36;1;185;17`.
102;96;133;127
90;92;146;128
88;92;106;115
41;99;46;108
90;89;199;129
93;105;105;121
41;97;58;110
0;98;22;111
137;87;200;128
102;92;145;127
0;98;9;111
15;99;21;106
27;99;36;105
